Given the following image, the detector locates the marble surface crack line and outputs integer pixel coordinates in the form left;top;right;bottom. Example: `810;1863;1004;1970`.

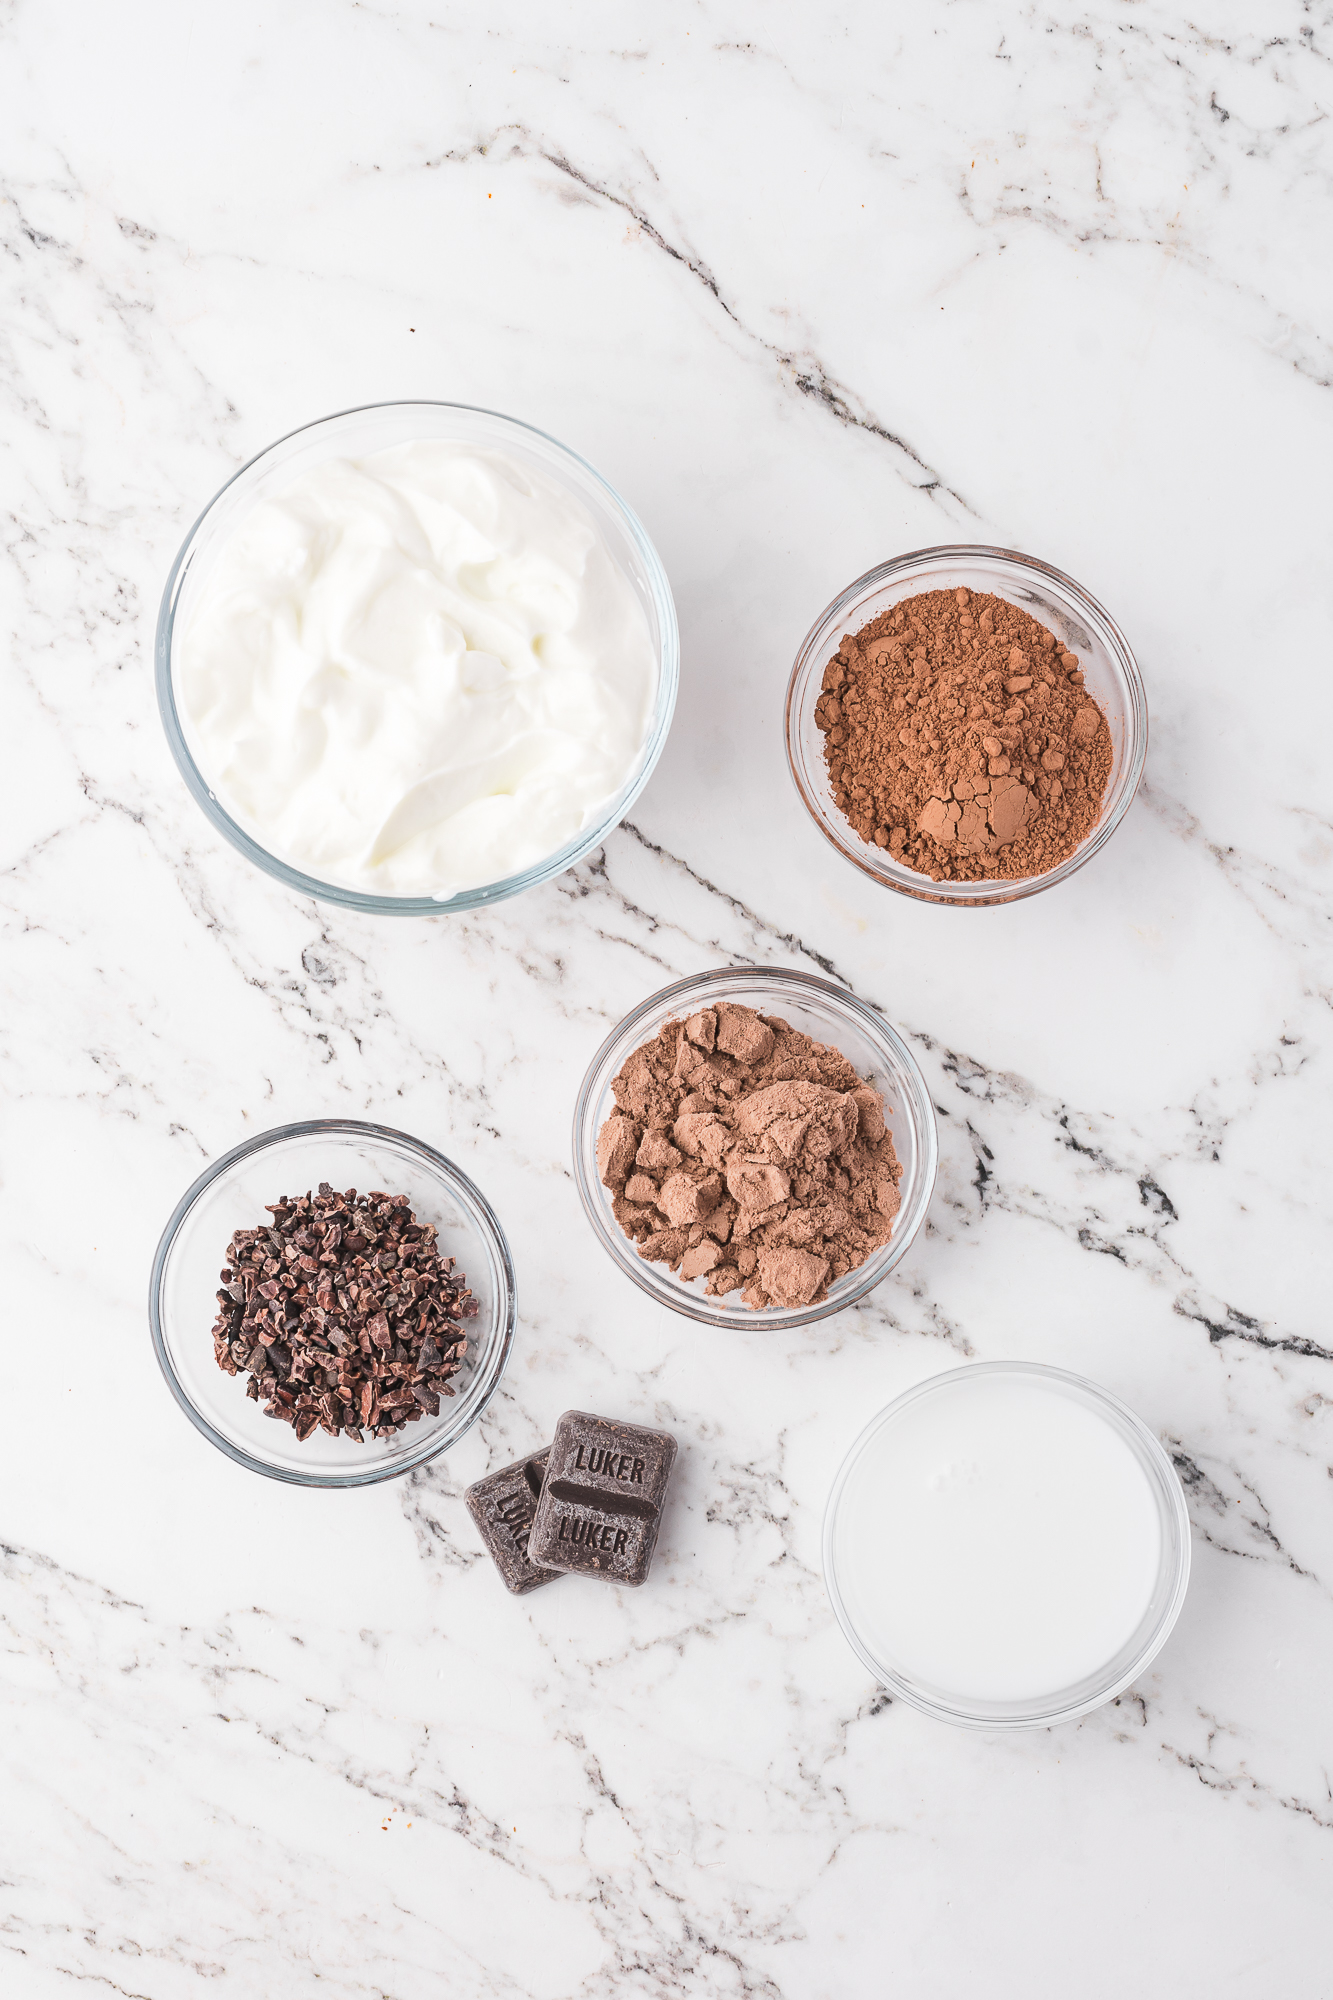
1174;1295;1333;1367
418;127;973;515
1163;1745;1333;1833
614;822;848;984
1167;1443;1322;1587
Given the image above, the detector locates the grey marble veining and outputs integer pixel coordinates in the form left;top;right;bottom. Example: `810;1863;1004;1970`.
2;2;1332;1995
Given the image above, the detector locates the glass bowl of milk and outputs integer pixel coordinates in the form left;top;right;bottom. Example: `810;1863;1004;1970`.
156;403;679;912
149;1119;517;1485
823;1361;1191;1728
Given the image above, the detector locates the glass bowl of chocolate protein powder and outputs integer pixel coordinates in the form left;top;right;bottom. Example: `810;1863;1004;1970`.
572;969;938;1328
785;546;1147;907
150;1120;516;1485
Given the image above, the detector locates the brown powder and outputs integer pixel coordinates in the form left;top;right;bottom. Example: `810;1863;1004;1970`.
596;1001;903;1311
815;587;1113;882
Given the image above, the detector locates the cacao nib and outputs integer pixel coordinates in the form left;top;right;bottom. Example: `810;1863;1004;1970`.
209;1184;476;1444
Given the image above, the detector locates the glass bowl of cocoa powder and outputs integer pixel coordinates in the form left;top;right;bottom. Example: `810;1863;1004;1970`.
785;547;1147;906
149;1120;517;1486
572;969;938;1328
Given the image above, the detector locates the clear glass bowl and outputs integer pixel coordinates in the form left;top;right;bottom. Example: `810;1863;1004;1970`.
149;1120;517;1486
572;968;938;1329
785;546;1147;907
155;401;679;914
823;1361;1191;1729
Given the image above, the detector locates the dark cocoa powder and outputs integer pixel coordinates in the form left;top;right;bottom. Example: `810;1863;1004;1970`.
596;1001;902;1311
815;588;1112;882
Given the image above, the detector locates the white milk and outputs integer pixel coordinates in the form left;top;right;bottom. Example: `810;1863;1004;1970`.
830;1370;1162;1703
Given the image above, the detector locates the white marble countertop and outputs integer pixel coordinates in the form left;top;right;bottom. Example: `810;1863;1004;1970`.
4;4;1331;1994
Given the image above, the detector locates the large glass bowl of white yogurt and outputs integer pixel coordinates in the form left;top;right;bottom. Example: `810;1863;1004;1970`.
156;403;678;912
823;1361;1191;1729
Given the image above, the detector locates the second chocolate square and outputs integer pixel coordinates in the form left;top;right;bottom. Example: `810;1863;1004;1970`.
528;1410;677;1586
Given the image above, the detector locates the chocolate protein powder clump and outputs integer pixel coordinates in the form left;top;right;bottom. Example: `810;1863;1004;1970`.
816;588;1113;882
596;1002;902;1310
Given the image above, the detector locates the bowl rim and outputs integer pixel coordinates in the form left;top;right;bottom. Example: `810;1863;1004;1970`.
571;966;939;1328
155;398;680;915
822;1358;1192;1729
784;543;1148;908
148;1117;518;1487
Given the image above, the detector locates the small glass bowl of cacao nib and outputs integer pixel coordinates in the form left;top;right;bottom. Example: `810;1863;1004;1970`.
150;1121;516;1486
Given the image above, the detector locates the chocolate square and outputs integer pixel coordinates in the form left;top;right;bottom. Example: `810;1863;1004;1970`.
464;1447;562;1595
528;1410;677;1587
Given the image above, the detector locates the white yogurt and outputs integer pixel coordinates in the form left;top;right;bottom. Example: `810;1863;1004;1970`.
177;440;658;898
829;1369;1163;1704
